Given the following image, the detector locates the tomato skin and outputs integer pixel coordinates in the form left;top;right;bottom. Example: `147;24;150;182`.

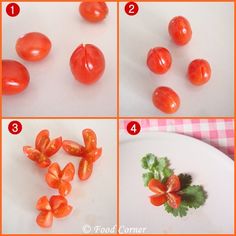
16;32;51;61
82;128;97;151
188;59;211;85
79;2;108;23
84;147;102;162
147;47;172;74
43;137;62;157
62;140;85;156
152;86;180;114
78;159;93;180
148;178;167;195
35;130;50;153
2;60;30;95
166;175;180;192
36;211;53;228
70;44;105;84
149;194;168;206
167;193;181;209
168;16;192;46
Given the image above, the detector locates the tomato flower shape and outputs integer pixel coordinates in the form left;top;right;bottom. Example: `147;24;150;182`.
23;130;62;168
36;195;72;228
45;162;75;196
148;175;181;209
62;128;102;181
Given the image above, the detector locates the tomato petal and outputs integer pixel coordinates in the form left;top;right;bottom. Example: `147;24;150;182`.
52;203;73;218
84;147;102;162
167;193;182;209
78;159;93;181
36;211;53;228
49;195;67;211
36;196;51;211
58;180;72;196
48;162;61;178
61;162;75;182
37;157;51;168
149;194;167;206
166;175;181;192
23;146;41;161
82;129;97;151
35;130;50;152
148;178;167;195
43;137;62;157
62;140;85;156
45;172;60;188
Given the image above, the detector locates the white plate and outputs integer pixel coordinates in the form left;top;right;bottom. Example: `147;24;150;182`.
120;131;234;234
2;2;117;117
120;2;234;116
2;119;116;234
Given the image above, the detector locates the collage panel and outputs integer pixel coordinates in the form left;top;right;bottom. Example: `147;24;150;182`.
2;2;117;117
2;118;117;234
119;119;234;234
120;2;234;116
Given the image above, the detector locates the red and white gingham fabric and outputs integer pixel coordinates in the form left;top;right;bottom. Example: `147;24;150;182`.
120;119;234;159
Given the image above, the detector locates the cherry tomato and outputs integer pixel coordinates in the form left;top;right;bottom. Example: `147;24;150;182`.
84;147;102;162
82;128;97;151
79;2;108;23
36;196;51;211
166;175;180;192
43;137;62;157
148;179;166;195
149;194;168;206
62;140;85;156
168;16;192;45
70;44;105;84
167;193;181;209
188;59;211;85
152;86;180;114
16;32;51;61
2;60;30;95
78;159;93;180
147;47;172;74
35;129;50;153
36;211;53;228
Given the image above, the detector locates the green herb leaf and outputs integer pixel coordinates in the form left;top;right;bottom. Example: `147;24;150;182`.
181;185;207;209
142;172;154;186
164;202;189;217
178;174;192;189
141;153;158;170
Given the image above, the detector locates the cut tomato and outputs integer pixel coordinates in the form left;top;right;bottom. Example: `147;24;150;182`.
166;175;180;193
167;193;181;209
149;194;167;206
43;137;62;157
61;162;75;182
78;159;93;180
35;130;50;152
36;211;53;228
36;196;51;211
84;147;102;162
82;128;97;151
148;178;167;195
53;203;73;218
62;140;85;156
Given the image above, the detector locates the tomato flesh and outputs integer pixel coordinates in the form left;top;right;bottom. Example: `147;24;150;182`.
168;16;192;45
148;178;167;195
79;2;108;23
62;140;85;156
167;193;181;209
2;60;30;95
147;47;172;74
152;86;180;114
70;44;105;84
78;159;93;180
16;32;51;61
36;211;53;228
82;128;97;151
166;175;181;193
188;59;211;85
149;194;168;206
43;137;62;157
35;130;50;153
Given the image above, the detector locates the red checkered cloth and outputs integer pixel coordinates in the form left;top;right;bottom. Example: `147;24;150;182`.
120;119;234;160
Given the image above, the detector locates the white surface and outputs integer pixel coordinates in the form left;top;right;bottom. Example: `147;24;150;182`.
120;131;234;234
2;119;116;234
2;2;117;117
120;2;234;117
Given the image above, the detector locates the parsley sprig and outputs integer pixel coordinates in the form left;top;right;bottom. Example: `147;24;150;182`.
141;153;207;217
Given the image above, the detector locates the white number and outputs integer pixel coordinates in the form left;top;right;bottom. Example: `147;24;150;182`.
12;123;18;133
131;124;136;133
129;4;135;14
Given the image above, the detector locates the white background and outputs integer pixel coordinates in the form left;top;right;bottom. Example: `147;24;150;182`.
2;2;117;117
120;131;234;234
2;119;117;234
120;2;234;117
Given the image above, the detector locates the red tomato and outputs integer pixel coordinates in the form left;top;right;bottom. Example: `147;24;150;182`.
35;129;50;153
147;47;172;74
167;193;181;209
149;194;168;206
188;59;211;85
43;137;62;157
79;2;108;23
36;196;51;211
16;32;51;61
36;211;53;228
148;178;167;195
62;140;85;156
168;16;192;45
82;128;97;151
70;44;105;84
166;175;180;193
2;60;30;95
78;159;93;180
152;86;180;114
84;147;102;162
